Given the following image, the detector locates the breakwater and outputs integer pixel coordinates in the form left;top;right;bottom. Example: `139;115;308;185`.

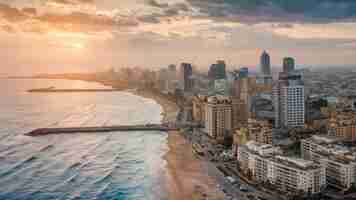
25;125;180;136
28;89;122;93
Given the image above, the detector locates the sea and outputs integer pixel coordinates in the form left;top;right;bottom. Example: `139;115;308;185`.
0;78;169;200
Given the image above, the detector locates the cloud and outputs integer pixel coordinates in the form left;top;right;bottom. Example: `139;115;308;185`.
147;0;169;8
186;0;356;23
0;2;139;37
0;3;26;22
47;0;94;5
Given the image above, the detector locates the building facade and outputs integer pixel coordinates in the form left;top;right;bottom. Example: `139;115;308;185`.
205;96;232;141
274;72;305;128
283;57;295;73
248;119;273;144
301;135;356;190
192;95;207;125
260;51;271;76
231;98;248;130
328;112;356;142
237;141;325;194
179;63;193;92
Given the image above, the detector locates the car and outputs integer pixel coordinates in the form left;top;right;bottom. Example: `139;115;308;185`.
239;185;248;192
256;196;267;200
226;176;237;184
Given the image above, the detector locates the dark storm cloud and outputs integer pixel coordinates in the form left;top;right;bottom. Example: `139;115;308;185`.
187;0;356;23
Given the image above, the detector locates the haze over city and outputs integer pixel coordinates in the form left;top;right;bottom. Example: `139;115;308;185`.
1;0;356;75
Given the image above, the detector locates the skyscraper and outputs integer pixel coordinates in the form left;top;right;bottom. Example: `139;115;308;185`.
239;67;249;78
167;64;178;93
260;51;271;76
208;60;227;81
283;57;295;73
258;51;273;85
273;72;305;128
180;63;193;92
216;60;227;80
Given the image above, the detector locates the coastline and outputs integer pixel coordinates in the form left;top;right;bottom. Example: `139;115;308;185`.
131;89;224;200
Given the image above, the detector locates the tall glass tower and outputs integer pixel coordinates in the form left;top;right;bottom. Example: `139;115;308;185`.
260;51;271;75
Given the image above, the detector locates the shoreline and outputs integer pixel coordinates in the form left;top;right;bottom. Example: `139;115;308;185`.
131;89;224;200
14;77;225;200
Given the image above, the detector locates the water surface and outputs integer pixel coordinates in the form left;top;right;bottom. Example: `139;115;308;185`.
0;79;168;200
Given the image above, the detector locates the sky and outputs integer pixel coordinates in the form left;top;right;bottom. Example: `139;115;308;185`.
0;0;356;75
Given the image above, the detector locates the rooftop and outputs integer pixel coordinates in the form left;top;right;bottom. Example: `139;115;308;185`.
309;135;342;144
272;156;320;171
304;135;356;164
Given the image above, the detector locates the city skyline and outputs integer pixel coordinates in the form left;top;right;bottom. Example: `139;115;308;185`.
1;0;356;75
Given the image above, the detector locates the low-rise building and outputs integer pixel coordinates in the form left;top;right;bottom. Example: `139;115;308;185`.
248;119;273;144
328;111;356;142
301;135;356;190
237;141;325;194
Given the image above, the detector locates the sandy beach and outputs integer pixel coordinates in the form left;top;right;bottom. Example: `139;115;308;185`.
132;89;224;200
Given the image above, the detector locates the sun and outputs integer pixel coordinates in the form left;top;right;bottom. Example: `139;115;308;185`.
72;43;84;49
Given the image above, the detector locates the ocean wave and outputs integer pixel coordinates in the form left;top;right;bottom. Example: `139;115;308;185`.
39;144;54;153
0;155;37;178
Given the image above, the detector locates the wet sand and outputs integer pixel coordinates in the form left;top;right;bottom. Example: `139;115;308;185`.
132;89;224;200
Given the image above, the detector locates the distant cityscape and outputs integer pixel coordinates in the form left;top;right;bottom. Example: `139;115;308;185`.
19;51;356;200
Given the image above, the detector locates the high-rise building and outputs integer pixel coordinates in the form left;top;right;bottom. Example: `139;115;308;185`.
283;57;295;73
215;60;227;80
258;51;273;85
158;68;169;93
205;96;232;141
167;64;178;93
239;67;249;78
274;72;305;128
231;98;248;130
260;51;271;76
192;95;207;125
208;61;227;81
179;63;193;92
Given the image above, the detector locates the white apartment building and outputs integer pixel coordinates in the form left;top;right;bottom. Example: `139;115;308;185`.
267;156;326;194
205;96;232;141
237;141;325;194
301;135;356;190
274;72;305;128
274;85;305;128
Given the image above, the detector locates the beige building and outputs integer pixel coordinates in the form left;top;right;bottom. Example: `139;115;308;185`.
231;98;248;130
301;135;356;190
328;111;356;142
192;95;207;125
205;96;232;141
248;119;273;144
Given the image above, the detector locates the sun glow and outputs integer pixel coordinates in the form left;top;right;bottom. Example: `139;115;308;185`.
73;43;84;49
